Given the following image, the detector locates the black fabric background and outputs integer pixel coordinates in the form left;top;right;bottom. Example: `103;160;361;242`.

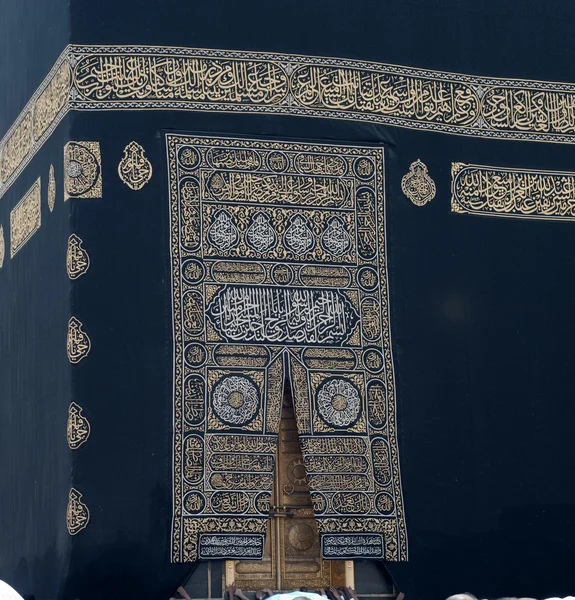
0;118;73;600
2;1;575;599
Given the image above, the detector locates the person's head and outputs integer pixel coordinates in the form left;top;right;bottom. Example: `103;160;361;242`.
446;595;478;600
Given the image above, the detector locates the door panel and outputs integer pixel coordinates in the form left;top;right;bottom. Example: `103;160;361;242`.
229;389;347;591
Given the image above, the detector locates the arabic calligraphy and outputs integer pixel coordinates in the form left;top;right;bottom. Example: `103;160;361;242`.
67;488;90;535
33;60;71;140
452;162;575;220
291;65;479;125
245;212;277;252
0;112;32;185
118;141;152;190
198;534;265;559
316;377;362;428
64;141;102;200
207;148;261;170
74;55;289;103
401;159;436;206
211;374;261;426
67;234;90;279
8;45;575;202
208;209;239;251
10;178;41;257
284;215;315;254
207;285;359;345
67;317;91;364
320;216;352;256
204;170;352;208
168;135;407;563
203;203;357;263
67;402;91;449
322;534;383;558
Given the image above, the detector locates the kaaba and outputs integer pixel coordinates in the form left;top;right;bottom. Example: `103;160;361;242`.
1;2;575;600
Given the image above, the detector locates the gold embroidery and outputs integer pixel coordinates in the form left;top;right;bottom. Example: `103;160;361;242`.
64;141;102;200
67;488;90;535
10;178;41;257
48;165;56;212
169;136;407;563
401;159;436;206
452;162;575;220
66;234;90;279
0;226;4;268
0;54;69;194
0;112;33;185
67;317;91;363
6;45;575;200
118;141;152;190
33;61;71;141
67;402;91;449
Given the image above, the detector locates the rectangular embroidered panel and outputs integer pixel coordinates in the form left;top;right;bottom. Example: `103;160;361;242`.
452;162;575;221
168;135;407;562
10;177;41;257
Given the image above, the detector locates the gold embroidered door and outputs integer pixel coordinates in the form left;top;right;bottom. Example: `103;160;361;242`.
226;390;350;591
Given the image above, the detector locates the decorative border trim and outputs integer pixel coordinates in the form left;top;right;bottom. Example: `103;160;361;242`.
452;162;575;221
4;44;575;199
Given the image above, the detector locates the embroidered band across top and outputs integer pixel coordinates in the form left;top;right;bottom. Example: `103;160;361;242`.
168;135;407;563
5;44;575;201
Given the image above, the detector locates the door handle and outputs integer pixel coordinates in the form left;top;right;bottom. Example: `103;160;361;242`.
269;507;294;518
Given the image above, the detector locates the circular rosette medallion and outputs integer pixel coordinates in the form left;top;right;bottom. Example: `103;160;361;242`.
212;375;260;426
316;377;362;428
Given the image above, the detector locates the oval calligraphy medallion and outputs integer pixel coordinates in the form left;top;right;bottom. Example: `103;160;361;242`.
246;212;277;253
178;146;200;170
361;297;381;341
184;343;207;367
255;491;272;515
401;159;436;206
300;265;351;287
184;491;206;515
332;491;371;514
207;147;261;170
184;375;205;426
362;347;384;373
310;492;327;515
354;156;375;180
283;214;315;255
118;141;152;190
367;379;387;429
357;266;378;291
375;492;395;516
371;437;392;486
320;216;352;256
182;259;205;284
271;263;294;285
267;151;289;172
211;261;265;284
183;435;204;484
208;209;239;251
183;290;205;335
211;491;250;514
